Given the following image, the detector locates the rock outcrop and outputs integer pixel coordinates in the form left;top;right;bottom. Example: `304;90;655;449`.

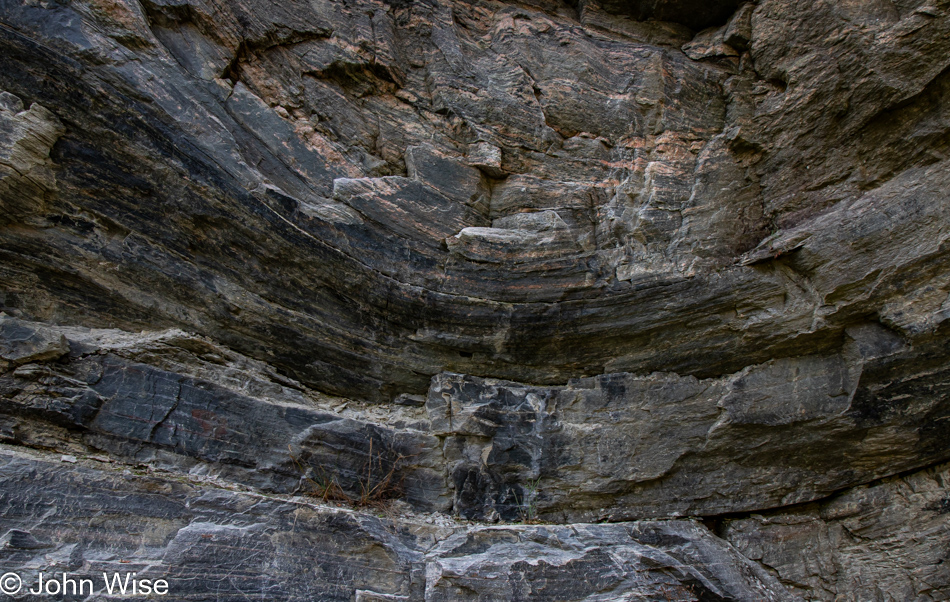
1;446;801;601
722;463;950;600
1;0;949;599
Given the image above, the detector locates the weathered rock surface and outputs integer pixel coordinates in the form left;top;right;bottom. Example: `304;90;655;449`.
2;0;945;401
1;0;950;598
0;316;68;370
424;520;791;601
0;447;430;601
426;316;949;522
0;315;447;511
2;301;948;599
0;447;798;601
723;462;950;601
0;0;945;431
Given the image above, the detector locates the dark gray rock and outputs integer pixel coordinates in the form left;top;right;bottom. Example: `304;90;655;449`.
2;0;944;399
723;461;950;601
2;319;942;598
0;321;449;511
0;448;801;601
427;322;950;521
0;0;763;398
425;521;794;602
1;529;53;550
590;0;743;31
0;315;68;371
406;144;490;216
0;449;427;602
0;0;949;598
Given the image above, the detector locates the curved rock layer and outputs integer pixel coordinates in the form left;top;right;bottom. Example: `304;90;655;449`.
2;0;949;402
1;0;949;599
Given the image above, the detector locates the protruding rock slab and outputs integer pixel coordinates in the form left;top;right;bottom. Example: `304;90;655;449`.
425;521;794;602
405;144;489;215
0;92;64;223
0;315;68;371
0;319;450;511
333;176;489;246
0;449;426;602
426;322;950;521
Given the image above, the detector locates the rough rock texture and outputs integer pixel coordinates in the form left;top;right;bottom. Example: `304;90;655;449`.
424;520;791;601
426;323;947;522
2;0;948;402
1;0;950;598
0;448;795;601
723;463;950;601
0;315;448;511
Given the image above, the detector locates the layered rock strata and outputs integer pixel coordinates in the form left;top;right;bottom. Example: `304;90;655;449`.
2;315;947;599
1;0;949;599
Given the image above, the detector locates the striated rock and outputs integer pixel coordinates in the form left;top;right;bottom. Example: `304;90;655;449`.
425;319;949;522
9;313;943;530
722;3;753;50
466;142;505;178
1;0;949;598
0;447;799;601
406;144;490;215
0;0;947;405
743;0;950;228
2;314;944;598
425;521;792;601
0;95;64;224
0;0;757;399
589;0;743;31
0;315;68;371
723;462;950;601
0;448;429;601
0;318;448;510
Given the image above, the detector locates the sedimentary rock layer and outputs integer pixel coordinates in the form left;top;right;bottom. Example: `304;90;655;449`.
0;446;802;601
1;0;948;403
1;0;949;599
1;446;945;601
1;316;947;599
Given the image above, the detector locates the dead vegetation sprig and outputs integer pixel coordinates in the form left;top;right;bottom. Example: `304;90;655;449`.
288;440;408;509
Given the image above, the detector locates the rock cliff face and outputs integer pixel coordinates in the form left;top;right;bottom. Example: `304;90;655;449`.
1;0;949;599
